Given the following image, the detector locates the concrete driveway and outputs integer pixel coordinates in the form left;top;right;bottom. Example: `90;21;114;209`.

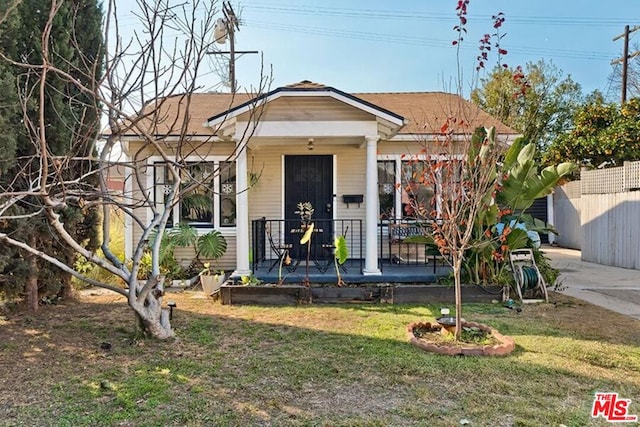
542;245;640;320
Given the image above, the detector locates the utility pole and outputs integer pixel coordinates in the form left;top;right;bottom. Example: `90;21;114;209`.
208;1;258;94
611;25;640;103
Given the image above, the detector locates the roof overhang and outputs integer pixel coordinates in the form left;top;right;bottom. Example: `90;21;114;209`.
204;85;407;140
390;132;521;145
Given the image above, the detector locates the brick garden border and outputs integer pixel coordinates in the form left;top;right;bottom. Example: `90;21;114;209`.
407;321;516;356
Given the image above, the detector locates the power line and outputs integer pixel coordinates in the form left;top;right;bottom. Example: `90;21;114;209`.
241;2;632;27
207;1;258;94
244;19;614;62
611;25;640;103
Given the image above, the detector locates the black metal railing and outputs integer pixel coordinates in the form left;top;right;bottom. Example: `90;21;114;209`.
378;219;442;272
252;218;363;274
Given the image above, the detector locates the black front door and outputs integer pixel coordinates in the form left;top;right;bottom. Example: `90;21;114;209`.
285;155;333;259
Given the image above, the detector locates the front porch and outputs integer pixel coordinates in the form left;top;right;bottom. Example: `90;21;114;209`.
250;218;451;284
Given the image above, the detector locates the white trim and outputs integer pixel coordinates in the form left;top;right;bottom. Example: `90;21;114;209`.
124;160;133;260
145;159;154;225
280;154;337;221
376;154;465;221
238;120;378;138
363;135;382;275
332;154;337;221
116;135;224;143
145;155;238;231
547;193;556;244
280;154;286;220
233;140;251;276
206;89;405;128
377;153;464;161
389;133;521;144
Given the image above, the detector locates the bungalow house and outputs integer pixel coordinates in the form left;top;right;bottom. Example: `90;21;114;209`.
120;80;519;283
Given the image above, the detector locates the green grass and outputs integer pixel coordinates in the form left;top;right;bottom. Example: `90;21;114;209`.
1;294;639;426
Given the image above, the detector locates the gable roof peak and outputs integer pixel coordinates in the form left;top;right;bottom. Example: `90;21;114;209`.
285;80;328;89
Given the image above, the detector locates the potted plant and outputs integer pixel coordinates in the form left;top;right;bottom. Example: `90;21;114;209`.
195;229;228;296
148;224;228;294
294;201;314;227
198;262;226;295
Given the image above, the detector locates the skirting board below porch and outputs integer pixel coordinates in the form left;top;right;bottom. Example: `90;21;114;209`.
219;284;504;306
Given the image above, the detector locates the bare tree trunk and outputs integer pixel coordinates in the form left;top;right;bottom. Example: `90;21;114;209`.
57;280;74;300
454;255;463;341
57;270;74;300
130;281;174;339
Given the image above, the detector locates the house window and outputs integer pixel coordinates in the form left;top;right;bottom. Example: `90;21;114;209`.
378;160;396;220
219;162;236;226
153;161;236;228
401;161;435;219
377;157;437;221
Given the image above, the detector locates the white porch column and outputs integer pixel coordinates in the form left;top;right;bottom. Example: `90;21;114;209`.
233;139;251;277
363;135;381;275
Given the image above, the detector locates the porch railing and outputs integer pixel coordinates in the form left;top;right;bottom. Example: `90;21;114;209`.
252;218;363;274
378;219;441;272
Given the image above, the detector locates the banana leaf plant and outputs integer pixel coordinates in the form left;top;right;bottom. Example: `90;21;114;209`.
461;137;577;287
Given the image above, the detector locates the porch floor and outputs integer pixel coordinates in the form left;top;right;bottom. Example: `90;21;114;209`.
247;260;452;285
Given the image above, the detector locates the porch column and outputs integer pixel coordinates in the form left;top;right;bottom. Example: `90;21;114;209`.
363;135;381;275
232;138;251;277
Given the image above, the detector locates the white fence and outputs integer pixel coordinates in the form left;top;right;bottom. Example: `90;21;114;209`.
553;161;640;269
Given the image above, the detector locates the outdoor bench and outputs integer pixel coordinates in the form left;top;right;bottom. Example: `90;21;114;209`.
388;222;442;273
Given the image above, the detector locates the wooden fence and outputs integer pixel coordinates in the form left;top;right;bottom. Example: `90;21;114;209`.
553;161;640;269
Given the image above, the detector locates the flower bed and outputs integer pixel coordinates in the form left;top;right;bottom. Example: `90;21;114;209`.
407;321;515;356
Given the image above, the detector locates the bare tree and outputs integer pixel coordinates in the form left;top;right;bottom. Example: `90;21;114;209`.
401;3;574;341
404;109;505;340
0;0;269;338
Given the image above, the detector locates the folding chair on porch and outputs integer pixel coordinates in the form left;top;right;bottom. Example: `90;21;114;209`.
509;248;548;303
265;224;293;273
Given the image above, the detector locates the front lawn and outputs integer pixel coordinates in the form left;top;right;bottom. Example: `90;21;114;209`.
1;291;638;426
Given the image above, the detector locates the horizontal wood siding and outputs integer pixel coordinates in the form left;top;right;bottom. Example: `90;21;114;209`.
247;148;283;221
247;96;374;122
172;233;237;270
335;146;366;259
250;145;367;259
127;140;237;265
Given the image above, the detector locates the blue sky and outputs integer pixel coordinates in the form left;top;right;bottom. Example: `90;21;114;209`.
116;0;640;98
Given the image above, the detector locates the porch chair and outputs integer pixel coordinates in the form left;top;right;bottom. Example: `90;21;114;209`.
508;248;548;303
265;224;293;273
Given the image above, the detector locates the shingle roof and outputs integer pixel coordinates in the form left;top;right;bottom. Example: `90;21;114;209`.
122;81;517;137
355;91;516;134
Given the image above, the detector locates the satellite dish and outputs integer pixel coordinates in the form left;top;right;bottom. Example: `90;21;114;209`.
213;18;227;44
